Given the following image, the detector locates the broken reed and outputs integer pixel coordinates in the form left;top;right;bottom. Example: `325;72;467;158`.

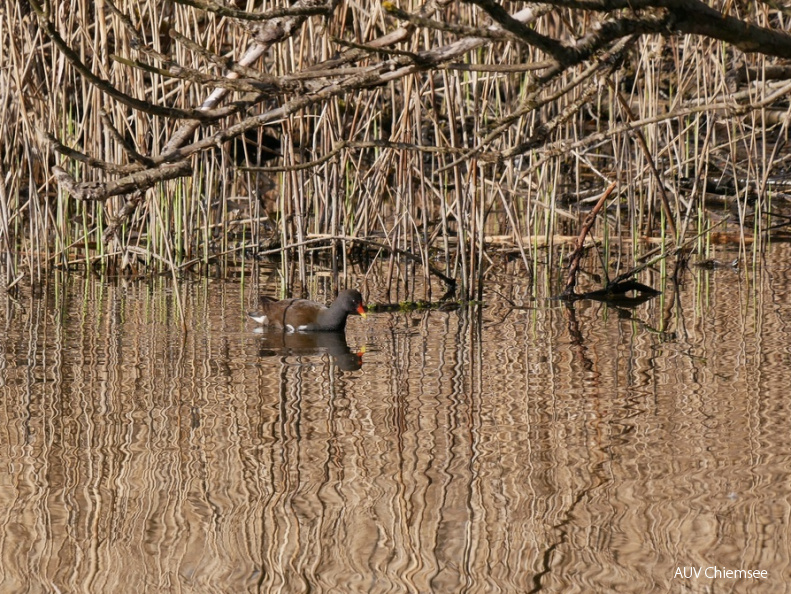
0;0;785;297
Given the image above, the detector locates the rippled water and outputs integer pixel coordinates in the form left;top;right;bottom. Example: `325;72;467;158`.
1;250;791;593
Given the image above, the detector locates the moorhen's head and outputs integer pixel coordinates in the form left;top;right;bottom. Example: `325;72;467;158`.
334;289;367;318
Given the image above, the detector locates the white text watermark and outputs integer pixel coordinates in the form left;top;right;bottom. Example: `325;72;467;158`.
675;567;768;579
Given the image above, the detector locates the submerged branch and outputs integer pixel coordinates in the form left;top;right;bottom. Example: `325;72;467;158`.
562;182;617;298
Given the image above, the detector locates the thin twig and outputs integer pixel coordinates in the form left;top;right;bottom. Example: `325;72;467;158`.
562;182;617;297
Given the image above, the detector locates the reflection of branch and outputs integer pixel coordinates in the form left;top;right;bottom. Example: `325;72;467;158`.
563;303;594;372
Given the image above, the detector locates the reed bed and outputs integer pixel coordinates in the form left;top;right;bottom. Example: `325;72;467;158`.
1;0;790;299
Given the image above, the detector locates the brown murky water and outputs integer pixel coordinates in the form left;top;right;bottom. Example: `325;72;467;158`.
1;249;791;593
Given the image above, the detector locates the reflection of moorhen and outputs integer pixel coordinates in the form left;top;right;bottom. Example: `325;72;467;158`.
248;289;366;332
257;330;364;371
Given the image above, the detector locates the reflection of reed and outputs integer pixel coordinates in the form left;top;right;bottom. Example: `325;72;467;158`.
1;270;791;591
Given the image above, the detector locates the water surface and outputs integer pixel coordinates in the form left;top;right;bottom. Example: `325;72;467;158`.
1;251;790;593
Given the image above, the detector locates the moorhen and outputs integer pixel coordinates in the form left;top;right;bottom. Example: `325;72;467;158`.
248;289;367;332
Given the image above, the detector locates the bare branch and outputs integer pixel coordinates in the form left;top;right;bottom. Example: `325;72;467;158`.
28;0;248;121
464;0;574;64
173;0;334;21
52;162;192;202
383;2;511;41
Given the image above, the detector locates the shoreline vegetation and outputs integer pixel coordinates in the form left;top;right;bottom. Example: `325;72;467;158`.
3;0;791;301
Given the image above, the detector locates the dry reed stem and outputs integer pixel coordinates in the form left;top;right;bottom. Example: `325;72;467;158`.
1;0;790;300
